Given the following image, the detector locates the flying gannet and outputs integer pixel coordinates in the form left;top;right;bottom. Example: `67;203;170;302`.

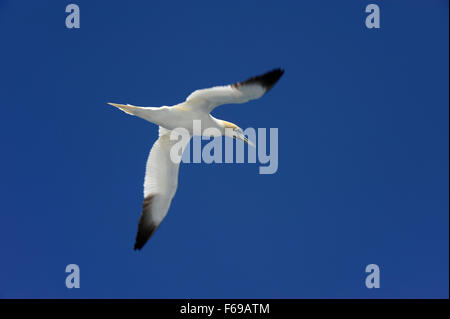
108;68;284;250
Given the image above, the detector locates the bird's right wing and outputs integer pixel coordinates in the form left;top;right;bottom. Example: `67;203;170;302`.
134;127;190;250
184;68;284;112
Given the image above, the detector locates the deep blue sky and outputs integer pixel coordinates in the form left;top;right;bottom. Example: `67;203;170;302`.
0;1;448;298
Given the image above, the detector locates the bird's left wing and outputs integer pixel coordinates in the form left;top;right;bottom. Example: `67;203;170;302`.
134;127;190;250
184;68;284;112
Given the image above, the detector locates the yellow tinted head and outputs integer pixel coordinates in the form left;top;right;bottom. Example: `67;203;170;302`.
221;120;239;130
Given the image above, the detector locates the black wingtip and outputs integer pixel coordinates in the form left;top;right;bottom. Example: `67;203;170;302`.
261;68;284;90
234;68;285;91
133;194;158;251
134;222;157;251
134;239;144;251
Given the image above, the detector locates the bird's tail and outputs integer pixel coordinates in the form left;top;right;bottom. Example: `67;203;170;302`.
108;102;162;125
108;103;141;116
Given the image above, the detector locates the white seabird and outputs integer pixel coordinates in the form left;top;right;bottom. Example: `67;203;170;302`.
108;68;284;250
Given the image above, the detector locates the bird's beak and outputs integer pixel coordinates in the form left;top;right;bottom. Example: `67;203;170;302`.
236;132;256;148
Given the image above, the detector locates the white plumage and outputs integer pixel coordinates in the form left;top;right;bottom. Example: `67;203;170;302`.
109;68;284;250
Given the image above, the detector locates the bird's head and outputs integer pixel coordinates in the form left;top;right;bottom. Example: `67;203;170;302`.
221;120;255;147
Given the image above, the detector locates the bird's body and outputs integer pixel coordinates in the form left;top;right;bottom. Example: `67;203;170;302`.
109;68;284;250
117;104;226;135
